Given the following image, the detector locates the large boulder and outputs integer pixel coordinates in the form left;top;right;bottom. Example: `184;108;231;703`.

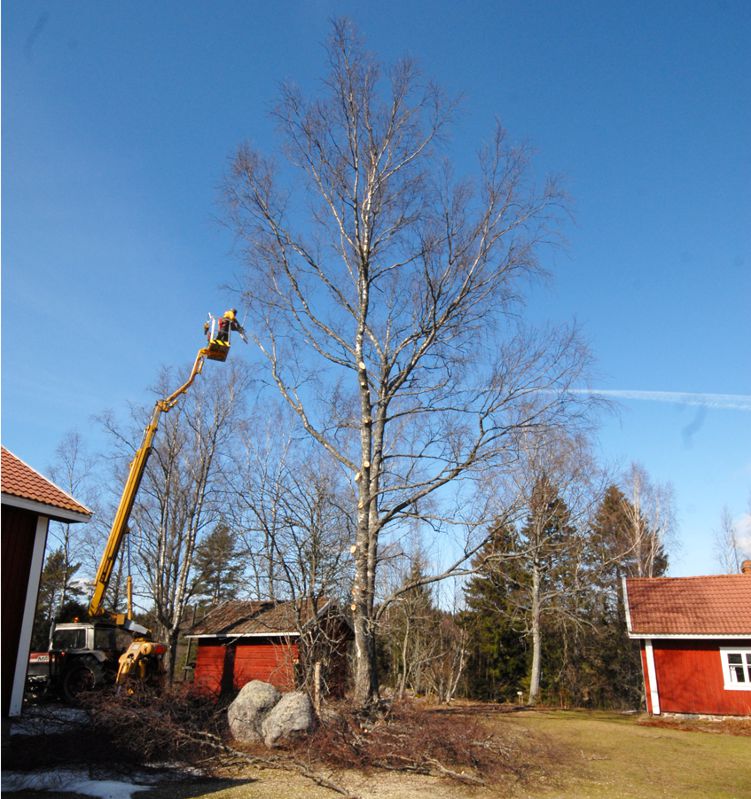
261;691;315;748
227;680;281;742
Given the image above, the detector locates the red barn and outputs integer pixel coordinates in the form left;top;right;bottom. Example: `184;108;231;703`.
1;447;92;717
625;566;751;716
186;598;351;697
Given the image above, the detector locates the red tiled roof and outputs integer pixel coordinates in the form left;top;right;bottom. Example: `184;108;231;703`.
188;598;338;637
625;575;751;637
1;447;92;520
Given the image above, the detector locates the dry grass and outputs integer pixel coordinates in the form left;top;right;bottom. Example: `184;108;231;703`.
493;709;751;799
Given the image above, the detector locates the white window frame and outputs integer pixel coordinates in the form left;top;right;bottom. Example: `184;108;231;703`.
720;647;751;691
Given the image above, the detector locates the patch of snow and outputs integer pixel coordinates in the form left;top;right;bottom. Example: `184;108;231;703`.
2;770;150;799
11;705;90;736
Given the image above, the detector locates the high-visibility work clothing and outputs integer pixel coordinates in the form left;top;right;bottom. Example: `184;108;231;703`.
217;309;245;343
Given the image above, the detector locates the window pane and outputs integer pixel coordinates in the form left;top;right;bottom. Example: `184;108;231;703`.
723;650;751;689
52;629;86;649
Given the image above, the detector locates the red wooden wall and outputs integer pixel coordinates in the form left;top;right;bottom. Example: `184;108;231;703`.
1;506;38;716
193;638;298;697
642;639;751;716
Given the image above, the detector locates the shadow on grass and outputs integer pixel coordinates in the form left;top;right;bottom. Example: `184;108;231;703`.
4;723;258;799
423;701;530;716
2;778;256;799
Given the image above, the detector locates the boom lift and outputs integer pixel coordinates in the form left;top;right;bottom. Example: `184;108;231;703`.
41;314;241;702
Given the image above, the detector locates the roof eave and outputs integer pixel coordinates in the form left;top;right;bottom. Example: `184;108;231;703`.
628;632;751;640
185;632;300;639
2;493;92;523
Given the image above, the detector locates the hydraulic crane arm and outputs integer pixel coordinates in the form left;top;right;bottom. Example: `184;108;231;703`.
88;344;213;629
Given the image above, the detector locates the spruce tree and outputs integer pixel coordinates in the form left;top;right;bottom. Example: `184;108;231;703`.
462;526;528;701
517;475;580;705
585;484;667;708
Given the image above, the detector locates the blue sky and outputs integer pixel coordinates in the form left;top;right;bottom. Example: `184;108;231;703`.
3;0;750;577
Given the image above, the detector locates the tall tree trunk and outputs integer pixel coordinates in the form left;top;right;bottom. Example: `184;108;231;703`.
352;517;379;706
528;557;542;705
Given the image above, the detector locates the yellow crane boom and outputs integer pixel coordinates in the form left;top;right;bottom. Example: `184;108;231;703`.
89;322;232;630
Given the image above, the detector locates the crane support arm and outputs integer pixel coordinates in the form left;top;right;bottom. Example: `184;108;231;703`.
88;346;211;622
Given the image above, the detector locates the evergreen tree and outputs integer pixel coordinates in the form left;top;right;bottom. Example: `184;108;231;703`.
584;484;668;708
516;475;580;704
461;525;529;701
462;479;671;709
31;547;84;650
192;522;244;607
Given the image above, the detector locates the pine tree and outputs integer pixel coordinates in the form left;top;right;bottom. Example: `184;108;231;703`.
192;522;244;607
31;547;84;650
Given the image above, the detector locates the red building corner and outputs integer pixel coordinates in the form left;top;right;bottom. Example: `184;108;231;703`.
625;564;751;717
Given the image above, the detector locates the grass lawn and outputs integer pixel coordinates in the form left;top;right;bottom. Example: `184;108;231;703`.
496;709;751;799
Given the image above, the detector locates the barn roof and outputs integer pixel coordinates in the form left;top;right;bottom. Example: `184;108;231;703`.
186;598;340;638
1;447;92;523
625;575;751;638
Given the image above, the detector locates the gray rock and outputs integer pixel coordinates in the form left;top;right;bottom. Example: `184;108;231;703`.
261;691;315;748
227;680;281;742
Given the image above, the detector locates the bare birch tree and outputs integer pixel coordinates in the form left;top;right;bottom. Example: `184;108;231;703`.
714;505;749;574
503;432;600;705
232;406;355;602
109;362;249;680
224;19;592;708
46;431;101;607
620;463;672;578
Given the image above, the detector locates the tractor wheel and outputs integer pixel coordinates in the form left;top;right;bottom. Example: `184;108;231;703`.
62;659;104;703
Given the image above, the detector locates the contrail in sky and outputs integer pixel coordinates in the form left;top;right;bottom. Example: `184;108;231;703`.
568;390;751;411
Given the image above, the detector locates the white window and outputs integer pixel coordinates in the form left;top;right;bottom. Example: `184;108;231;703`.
720;648;751;691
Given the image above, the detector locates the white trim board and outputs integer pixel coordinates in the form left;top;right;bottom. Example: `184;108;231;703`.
644;640;661;715
2;493;91;524
9;515;49;717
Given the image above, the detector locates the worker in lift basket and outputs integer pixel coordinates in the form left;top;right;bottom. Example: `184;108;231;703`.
216;308;247;343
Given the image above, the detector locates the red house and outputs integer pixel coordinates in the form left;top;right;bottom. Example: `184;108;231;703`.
625;565;751;716
186;598;351;697
1;447;92;717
